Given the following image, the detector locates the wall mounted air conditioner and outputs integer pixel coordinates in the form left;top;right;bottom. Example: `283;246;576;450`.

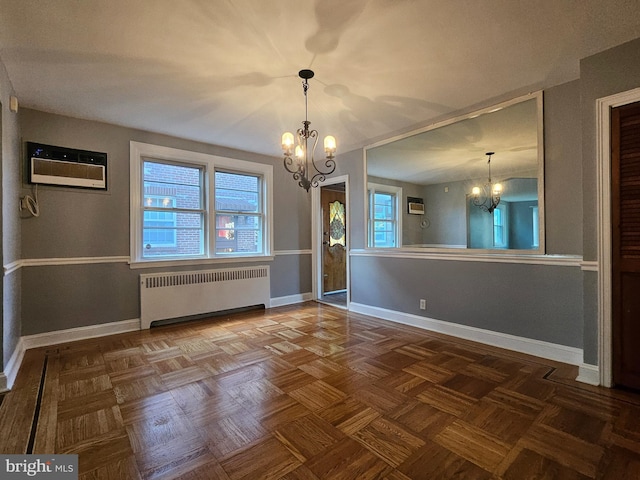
27;142;107;190
407;196;425;215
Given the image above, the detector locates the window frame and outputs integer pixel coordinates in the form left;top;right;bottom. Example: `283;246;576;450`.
367;182;402;248
130;142;273;268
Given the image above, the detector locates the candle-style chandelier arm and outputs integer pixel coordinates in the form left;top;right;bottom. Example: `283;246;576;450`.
308;156;337;189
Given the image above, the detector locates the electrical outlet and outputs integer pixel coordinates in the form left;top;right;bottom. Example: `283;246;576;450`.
419;299;426;310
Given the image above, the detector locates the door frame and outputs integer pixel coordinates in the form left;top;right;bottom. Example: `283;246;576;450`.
596;87;640;387
311;175;350;307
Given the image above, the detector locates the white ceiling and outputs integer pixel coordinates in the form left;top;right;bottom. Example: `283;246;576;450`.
1;0;640;158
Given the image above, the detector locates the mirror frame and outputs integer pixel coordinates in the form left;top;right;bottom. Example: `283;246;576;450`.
363;92;545;255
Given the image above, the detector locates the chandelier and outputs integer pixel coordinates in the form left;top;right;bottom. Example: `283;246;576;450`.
471;152;502;214
281;69;336;191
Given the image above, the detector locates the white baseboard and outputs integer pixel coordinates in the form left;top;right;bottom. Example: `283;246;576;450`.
3;338;26;391
2;319;140;391
270;292;313;308
576;363;600;385
21;318;141;351
349;302;584;366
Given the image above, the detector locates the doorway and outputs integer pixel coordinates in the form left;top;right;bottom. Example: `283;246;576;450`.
611;101;640;390
314;177;349;309
596;86;640;388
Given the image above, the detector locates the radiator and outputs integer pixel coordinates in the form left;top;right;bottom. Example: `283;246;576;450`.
139;266;270;329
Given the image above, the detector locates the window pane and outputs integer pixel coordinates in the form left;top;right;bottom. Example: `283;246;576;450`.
215;171;259;213
142;160;205;258
374;205;392;220
215;214;262;253
373;219;395;247
144;208;177;246
144;161;202;210
143;212;204;257
374;193;392;207
373;193;393;220
374;231;395;247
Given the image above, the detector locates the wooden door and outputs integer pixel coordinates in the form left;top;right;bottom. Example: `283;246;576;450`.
612;102;640;390
321;186;346;294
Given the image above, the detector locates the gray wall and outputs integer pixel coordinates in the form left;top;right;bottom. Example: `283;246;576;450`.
19;109;312;335
351;256;583;348
422;180;468;247
1;56;21;371
579;37;640;363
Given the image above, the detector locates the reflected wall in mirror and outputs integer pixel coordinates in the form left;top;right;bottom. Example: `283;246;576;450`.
365;92;544;252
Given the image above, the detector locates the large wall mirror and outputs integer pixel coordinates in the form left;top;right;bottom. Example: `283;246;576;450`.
365;92;544;253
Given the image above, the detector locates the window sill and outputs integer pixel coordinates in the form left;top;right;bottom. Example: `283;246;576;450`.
129;255;275;270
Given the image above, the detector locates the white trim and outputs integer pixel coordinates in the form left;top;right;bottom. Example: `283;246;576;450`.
576;364;601;386
3;260;21;275
596;87;640;388
312;175;351;308
22;256;129;267
274;250;312;256
5;251;311;272
4;256;130;274
270;292;314;307
128;256;275;269
21;319;140;350
350;249;582;267
581;261;598;272
3;338;26;391
536;92;546;254
349;302;583;366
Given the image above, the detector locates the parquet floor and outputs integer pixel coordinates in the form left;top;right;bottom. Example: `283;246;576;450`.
1;302;640;479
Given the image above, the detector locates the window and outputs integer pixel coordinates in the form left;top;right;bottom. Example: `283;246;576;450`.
130;142;273;265
368;183;402;248
493;203;508;248
214;171;262;254
142;162;203;257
